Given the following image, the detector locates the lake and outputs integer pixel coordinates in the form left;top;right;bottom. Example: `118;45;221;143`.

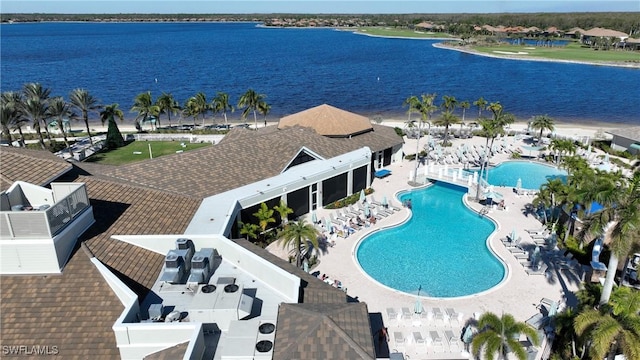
1;22;639;124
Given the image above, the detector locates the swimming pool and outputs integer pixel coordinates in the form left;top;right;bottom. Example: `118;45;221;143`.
471;161;567;189
355;182;505;298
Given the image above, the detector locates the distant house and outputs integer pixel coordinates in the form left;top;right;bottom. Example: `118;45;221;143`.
607;126;640;155
581;27;629;46
414;21;445;32
564;27;586;39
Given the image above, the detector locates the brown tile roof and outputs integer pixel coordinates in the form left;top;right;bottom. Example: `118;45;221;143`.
274;303;375;360
144;342;189;360
583;27;628;38
230;238;347;304
78;175;201;295
102;126;356;198
332;124;403;153
0;245;123;359
279;104;373;137
0;147;72;191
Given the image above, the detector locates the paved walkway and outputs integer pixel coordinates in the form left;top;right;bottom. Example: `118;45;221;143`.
267;132;598;359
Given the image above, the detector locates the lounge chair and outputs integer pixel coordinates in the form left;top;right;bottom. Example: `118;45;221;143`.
508;245;526;254
445;330;461;352
334;211;349;222
432;307;446;325
413;331;427;352
386;307;399;322
445;308;463;326
347;205;361;216
429;330;444;352
525;312;545;329
526;263;548;275
369;195;382;206
401;307;413;320
393;332;406;352
388;200;402;212
378;205;393;216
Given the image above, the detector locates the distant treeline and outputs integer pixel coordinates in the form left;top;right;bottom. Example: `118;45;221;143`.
2;12;639;34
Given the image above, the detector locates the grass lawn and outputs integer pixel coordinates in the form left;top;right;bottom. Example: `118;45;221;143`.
355;27;456;39
86;140;211;165
472;42;640;63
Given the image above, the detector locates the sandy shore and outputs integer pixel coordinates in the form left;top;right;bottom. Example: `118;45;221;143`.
433;42;640;69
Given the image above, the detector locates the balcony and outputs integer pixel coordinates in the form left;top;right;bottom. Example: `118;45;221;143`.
1;181;95;274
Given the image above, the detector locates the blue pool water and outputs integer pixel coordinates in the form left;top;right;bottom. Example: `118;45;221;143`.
472;161;567;189
356;182;504;298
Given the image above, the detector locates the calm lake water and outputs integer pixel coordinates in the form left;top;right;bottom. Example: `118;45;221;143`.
2;22;639;124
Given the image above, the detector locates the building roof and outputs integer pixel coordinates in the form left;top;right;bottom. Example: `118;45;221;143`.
333;124;403;154
607;126;640;143
143;342;189;360
274;303;375;360
103;126;357;199
79;175;201;295
0;245;123;359
565;27;586;35
0;147;72;191
582;27;628;38
279;104;373;137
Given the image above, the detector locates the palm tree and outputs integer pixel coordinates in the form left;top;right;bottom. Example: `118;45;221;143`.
578;172;640;305
574;298;640;360
239;222;260;241
278;219;320;268
238;88;265;130
413;93;438;180
529;114;555;145
258;100;271;127
472;312;539;360
155;92;180;128
19;96;49;150
212;92;234;126
434;111;460;146
403;95;421;126
1;91;24;146
47;97;75;154
69;88;100;144
100;103;125;150
273;200;293;227
473;96;488;119
131;91;159;132
550;138;577;164
459;100;470;122
253;202;276;237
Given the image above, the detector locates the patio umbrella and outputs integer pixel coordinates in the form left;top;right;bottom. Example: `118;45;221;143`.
364;202;370;217
604;153;610;163
547;301;558;318
303;259;310;273
414;285;423;314
516;178;522;193
359;189;366;203
483;189;503;201
531;246;541;265
381;196;388;207
324;217;333;233
311;211;317;224
510;229;517;242
462;324;474;354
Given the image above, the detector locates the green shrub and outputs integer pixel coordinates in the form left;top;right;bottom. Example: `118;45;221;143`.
324;188;374;209
563;235;589;264
394;127;404;137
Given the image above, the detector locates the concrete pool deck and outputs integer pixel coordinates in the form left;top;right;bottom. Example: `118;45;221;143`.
267;132;595;359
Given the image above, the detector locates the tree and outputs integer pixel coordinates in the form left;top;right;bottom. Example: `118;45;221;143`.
277;219;319;268
47;96;75;155
253;202;276;236
472;312;540;360
131;91;159;132
69;88;100;145
239;222;260;241
574;299;640;360
19;84;50;150
273;200;293;227
459;100;470;122
550;138;577;164
212;91;234;126
258;100;271;127
413;93;438;180
530;114;555;145
578;172;640;305
473;96;487;119
238;88;265;130
403;95;421;126
100;103;125;150
156;92;180;128
433;110;460;146
1;91;25;146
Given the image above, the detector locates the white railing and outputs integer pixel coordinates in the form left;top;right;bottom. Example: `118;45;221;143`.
0;184;90;239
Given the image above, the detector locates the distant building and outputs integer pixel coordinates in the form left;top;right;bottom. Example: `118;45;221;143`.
607;126;640;155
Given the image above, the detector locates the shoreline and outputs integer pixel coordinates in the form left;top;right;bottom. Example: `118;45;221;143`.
432;42;640;69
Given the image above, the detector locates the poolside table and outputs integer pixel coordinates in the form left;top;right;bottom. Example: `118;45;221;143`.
374;169;392;178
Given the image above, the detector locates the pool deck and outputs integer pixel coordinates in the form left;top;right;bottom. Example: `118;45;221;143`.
267;133;594;359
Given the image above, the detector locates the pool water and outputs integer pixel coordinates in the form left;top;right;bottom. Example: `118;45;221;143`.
356;182;504;298
470;161;567;189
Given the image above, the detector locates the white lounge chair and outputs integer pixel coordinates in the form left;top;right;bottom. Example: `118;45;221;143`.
526;263;549;275
429;330;444;352
413;331;427;352
393;331;407;352
388;200;402;212
401;307;413;320
386;307;399;323
445;330;461;352
432;307;446;325
369;195;382;206
445;308;463;326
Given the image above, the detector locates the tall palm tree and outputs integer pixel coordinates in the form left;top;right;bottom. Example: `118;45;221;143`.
239;222;260;241
238;88;265;130
459;100;470;122
574;299;640;360
578;172;640;305
69;88;100;144
278;219;320;268
472;312;539;360
473;96;488;120
47;97;75;155
131;91;159;132
414;93;438;180
273;200;293;227
19;96;48;150
100;103;125;149
1;91;24;146
23;83;54;145
258;100;271;127
550;138;577;164
434;111;460;146
403;95;421;126
155;92;180;128
529;114;555;145
212;91;234;126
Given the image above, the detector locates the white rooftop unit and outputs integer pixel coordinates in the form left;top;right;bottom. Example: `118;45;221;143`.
189;282;253;331
187;248;217;286
159;238;196;284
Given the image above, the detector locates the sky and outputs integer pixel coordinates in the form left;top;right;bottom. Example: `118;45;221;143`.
2;0;639;14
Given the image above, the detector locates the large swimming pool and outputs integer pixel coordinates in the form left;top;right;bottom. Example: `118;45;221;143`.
356;182;505;298
472;161;567;189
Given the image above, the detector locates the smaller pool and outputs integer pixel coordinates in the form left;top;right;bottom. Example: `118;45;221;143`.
468;161;566;189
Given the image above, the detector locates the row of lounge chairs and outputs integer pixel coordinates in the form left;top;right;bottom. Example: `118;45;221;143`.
392;329;463;354
386;306;464;328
